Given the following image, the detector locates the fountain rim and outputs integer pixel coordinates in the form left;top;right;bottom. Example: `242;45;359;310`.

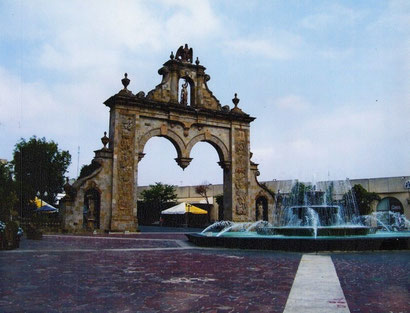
186;232;410;252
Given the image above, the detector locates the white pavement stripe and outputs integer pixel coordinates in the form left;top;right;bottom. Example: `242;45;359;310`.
283;254;350;313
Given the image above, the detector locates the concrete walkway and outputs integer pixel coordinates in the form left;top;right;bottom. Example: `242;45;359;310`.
284;254;350;313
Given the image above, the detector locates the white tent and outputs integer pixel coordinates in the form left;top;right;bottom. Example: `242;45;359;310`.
161;202;207;215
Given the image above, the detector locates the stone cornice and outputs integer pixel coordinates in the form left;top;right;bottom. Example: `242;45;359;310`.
104;94;255;123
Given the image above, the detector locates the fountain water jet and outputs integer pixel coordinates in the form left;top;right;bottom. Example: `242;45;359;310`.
187;179;410;251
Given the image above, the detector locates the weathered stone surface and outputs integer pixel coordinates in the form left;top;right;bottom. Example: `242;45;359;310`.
111;112;137;231
62;45;274;231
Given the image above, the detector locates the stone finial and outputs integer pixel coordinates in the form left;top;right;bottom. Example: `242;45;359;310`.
170;51;175;60
230;93;245;114
232;93;239;106
195;57;200;65
121;73;130;90
101;131;109;149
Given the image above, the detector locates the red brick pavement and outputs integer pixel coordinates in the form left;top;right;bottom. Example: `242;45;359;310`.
2;234;408;312
332;252;410;313
0;234;300;313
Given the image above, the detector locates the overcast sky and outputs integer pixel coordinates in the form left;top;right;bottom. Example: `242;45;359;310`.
0;0;409;186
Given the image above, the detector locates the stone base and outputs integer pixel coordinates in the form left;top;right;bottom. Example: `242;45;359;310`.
110;219;138;232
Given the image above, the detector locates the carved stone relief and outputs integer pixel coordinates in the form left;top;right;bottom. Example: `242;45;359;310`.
234;129;249;215
117;114;135;215
62;46;266;231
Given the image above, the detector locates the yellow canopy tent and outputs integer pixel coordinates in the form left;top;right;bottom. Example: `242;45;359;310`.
161;202;207;215
161;202;208;227
31;197;58;213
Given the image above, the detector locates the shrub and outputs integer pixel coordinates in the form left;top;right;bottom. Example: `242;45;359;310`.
0;221;21;249
25;222;43;240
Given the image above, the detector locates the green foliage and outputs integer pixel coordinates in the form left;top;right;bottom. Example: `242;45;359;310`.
79;160;101;179
0;162;18;222
140;182;177;213
12;136;71;213
0;221;21;249
288;182;313;205
347;184;381;216
215;194;224;209
325;182;334;205
25;222;43;240
5;221;19;248
215;194;224;220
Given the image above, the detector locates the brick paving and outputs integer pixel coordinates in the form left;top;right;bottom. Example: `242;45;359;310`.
0;234;409;313
16;235;182;251
1;235;300;313
332;252;410;313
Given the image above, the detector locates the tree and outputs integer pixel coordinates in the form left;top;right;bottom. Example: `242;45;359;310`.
0;162;18;222
287;182;313;206
215;194;224;221
195;182;212;209
140;182;177;214
344;184;380;216
12;136;71;214
79;160;101;179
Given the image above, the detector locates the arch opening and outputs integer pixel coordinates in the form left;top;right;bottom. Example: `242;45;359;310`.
186;134;229;166
376;197;404;227
138;136;184;186
182;142;223;223
376;197;404;213
139;128;185;162
184;141;223;186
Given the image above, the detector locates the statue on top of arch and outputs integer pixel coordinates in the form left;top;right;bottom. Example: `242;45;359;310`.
180;79;188;105
175;44;193;63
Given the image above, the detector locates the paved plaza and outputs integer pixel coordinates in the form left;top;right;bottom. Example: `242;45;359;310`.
0;231;409;313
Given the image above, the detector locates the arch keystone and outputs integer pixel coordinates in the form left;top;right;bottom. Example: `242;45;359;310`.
175;157;193;170
160;124;168;135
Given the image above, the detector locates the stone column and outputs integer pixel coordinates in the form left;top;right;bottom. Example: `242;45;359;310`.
230;125;251;222
220;162;232;221
110;110;137;231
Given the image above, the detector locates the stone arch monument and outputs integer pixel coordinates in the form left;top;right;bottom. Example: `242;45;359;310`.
62;45;275;232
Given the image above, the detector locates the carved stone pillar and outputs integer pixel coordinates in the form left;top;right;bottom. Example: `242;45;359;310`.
111;111;137;231
230;126;251;222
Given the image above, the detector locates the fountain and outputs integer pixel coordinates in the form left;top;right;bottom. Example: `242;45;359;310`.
186;180;410;252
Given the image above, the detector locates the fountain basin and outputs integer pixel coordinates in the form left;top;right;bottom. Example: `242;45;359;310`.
186;232;410;252
258;226;374;237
